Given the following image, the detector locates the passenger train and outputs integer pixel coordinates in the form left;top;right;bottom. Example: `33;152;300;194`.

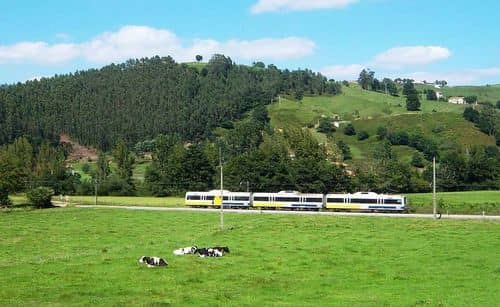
185;190;407;212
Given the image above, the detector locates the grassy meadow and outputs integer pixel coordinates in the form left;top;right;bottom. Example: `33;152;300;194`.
417;84;500;103
67;195;184;207
0;208;499;306
407;190;500;215
268;85;496;164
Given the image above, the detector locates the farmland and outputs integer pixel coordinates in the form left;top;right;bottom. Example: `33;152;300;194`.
0;208;498;306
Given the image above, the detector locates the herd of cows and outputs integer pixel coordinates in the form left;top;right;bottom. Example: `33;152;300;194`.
138;246;230;267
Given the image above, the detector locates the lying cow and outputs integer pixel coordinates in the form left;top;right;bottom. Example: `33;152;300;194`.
196;246;230;257
138;256;168;267
173;246;198;256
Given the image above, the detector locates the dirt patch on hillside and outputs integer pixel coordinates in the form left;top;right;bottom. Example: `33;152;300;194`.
60;134;98;162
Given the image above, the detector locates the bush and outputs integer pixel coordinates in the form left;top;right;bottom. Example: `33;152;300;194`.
388;130;409;145
0;189;12;207
376;126;388;140
317;118;335;134
343;123;356;136
357;130;369;141
81;163;91;173
27;186;54;208
411;152;425;168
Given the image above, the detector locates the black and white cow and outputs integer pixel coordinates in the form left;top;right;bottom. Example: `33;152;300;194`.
138;256;168;267
212;246;230;254
196;246;229;257
173;246;198;256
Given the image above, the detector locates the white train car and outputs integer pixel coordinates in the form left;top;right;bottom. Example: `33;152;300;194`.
252;191;324;210
185;190;251;208
325;192;406;211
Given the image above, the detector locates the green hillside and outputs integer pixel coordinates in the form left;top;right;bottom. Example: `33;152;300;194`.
416;84;500;103
269;84;497;163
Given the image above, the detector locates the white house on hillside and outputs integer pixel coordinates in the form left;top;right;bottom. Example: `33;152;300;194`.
448;96;466;104
436;91;444;100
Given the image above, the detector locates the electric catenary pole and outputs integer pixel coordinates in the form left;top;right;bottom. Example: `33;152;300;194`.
433;156;437;219
220;147;224;230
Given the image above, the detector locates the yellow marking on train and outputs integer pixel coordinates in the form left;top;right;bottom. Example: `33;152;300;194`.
325;203;361;209
252;202;285;208
185;200;212;206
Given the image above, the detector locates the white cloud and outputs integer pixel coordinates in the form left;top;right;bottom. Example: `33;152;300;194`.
0;25;315;65
250;0;359;14
0;41;79;64
372;46;451;68
320;64;364;80
404;68;500;85
80;26;182;63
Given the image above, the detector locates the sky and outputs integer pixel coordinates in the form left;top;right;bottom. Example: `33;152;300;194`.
1;0;499;85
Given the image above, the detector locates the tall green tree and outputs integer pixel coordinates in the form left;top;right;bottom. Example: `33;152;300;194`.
404;80;420;111
112;139;135;185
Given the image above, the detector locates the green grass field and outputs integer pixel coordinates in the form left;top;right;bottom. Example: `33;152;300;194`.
0;208;498;305
67;195;184;207
407;190;500;215
417;84;500;103
269;85;467;129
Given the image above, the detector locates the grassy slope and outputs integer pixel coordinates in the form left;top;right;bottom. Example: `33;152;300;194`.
269;85;496;162
0;208;498;306
417;84;500;103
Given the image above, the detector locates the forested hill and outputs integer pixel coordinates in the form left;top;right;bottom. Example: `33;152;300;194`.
0;55;341;150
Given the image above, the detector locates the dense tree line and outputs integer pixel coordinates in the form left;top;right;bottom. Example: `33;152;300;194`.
0;137;79;206
357;69;398;96
463;105;499;145
0;55;341;150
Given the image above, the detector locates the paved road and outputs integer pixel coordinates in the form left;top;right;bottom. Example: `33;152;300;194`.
75;205;500;220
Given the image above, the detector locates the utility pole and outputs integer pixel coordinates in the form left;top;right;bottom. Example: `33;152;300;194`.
220;147;224;230
94;178;98;206
433;156;437;219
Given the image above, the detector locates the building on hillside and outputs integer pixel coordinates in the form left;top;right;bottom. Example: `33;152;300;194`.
448;96;466;104
436;91;444;100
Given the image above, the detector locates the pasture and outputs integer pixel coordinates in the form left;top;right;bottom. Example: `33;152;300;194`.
407;190;500;215
1;208;499;305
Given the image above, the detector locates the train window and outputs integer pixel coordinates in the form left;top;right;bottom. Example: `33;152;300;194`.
253;196;269;201
276;197;300;202
187;195;200;200
384;199;402;204
234;196;249;201
206;196;214;200
351;198;377;204
327;197;344;202
305;197;322;203
223;196;229;200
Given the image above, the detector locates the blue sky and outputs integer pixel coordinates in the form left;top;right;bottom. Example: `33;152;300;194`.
1;0;499;85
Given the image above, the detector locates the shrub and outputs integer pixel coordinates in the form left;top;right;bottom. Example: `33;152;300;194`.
0;189;12;207
411;152;425;168
376;126;388;140
27;186;54;208
317;118;335;134
81;163;91;173
343;123;356;136
357;130;369;141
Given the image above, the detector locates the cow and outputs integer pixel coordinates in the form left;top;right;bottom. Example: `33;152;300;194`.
138;256;168;267
195;246;229;257
173;246;198;255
